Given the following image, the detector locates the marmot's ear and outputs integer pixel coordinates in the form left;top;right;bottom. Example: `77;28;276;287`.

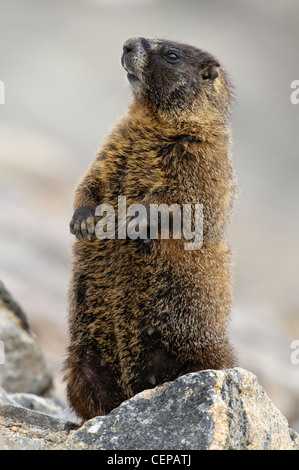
200;62;220;81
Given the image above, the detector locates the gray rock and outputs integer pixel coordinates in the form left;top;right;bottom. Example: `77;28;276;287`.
64;368;299;450
5;391;80;425
0;386;78;433
0;386;79;450
0;368;298;450
0;281;53;395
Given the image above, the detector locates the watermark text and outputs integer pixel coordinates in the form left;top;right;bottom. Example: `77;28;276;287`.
290;340;299;365
94;196;203;250
290;80;299;105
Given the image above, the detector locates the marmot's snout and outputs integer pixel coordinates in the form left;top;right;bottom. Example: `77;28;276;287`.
121;37;147;85
122;37;143;55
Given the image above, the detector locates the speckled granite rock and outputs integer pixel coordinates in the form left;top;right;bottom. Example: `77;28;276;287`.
0;386;79;450
0;369;298;450
63;368;298;450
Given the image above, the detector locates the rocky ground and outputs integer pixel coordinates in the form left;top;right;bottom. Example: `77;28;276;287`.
0;281;298;451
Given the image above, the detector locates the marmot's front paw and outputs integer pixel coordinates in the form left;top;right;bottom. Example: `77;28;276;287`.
70;206;96;241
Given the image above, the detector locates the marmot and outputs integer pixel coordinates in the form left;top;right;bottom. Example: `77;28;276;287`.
64;37;237;420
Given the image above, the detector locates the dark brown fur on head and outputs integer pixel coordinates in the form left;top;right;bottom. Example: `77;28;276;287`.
121;37;233;123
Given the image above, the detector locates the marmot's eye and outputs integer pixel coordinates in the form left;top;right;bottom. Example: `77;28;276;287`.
164;52;179;63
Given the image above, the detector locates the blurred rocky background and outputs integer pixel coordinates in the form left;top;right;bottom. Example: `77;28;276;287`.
0;0;298;431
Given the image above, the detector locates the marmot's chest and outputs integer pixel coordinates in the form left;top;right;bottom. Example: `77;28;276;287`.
103;144;207;205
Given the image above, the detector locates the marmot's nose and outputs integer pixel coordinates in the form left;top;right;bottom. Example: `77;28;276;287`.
123;37;143;55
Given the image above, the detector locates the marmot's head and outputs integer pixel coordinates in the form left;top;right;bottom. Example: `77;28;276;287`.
121;37;233;126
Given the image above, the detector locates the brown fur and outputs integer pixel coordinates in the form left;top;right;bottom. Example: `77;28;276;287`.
64;37;238;420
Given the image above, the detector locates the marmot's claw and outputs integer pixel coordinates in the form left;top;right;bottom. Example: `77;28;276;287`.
70;206;96;241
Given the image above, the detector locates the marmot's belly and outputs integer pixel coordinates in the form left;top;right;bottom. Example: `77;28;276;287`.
71;237;232;347
68;238;235;419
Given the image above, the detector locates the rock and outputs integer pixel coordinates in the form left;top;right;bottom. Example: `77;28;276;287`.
0;388;77;433
0;281;53;395
0;368;298;450
4;391;79;424
0;386;79;450
64;368;298;451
